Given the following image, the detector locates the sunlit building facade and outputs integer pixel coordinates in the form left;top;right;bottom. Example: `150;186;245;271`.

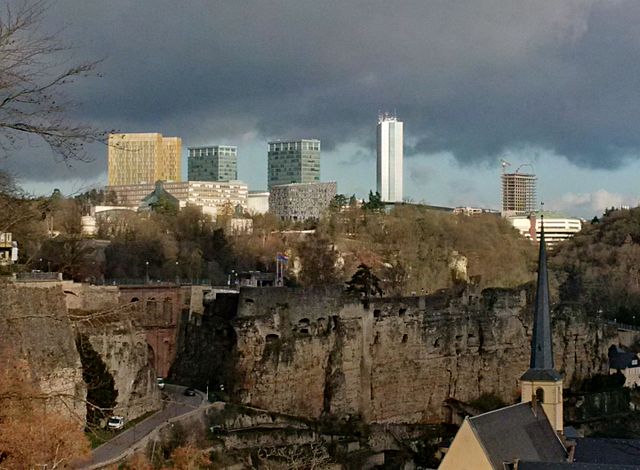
508;212;582;247
377;113;403;203
106;180;248;219
108;133;182;186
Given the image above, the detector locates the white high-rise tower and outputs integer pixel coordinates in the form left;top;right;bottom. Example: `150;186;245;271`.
376;113;403;202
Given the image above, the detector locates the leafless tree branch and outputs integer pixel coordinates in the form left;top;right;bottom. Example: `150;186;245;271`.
0;0;106;163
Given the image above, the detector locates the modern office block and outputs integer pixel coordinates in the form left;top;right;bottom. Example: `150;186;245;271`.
508;212;582;247
267;139;320;189
188;145;237;181
108;133;181;186
377;113;403;203
269;182;336;221
501;172;537;216
247;191;270;215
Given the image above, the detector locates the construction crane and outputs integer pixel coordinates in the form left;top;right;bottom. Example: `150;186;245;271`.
515;163;534;174
500;159;511;173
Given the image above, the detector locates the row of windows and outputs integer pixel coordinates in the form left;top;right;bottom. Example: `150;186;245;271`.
268;141;320;152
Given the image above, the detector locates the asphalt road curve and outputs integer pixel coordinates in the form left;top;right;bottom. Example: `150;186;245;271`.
78;385;203;469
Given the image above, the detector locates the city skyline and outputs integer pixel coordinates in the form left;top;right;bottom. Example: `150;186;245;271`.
5;1;640;218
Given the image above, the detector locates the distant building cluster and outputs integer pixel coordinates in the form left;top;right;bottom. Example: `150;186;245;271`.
107;180;248;218
104;130;342;222
100;118;583;246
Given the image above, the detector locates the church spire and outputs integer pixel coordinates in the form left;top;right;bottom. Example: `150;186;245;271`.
521;216;562;381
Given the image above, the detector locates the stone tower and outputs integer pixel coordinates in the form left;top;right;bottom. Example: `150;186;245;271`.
520;218;564;433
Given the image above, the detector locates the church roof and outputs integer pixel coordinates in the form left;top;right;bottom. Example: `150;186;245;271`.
468;402;567;469
521;219;562;382
139;180;180;212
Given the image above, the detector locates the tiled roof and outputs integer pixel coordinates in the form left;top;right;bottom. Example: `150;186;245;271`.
468;402;567;469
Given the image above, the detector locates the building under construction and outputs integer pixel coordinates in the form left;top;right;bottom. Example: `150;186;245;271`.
501;172;537;216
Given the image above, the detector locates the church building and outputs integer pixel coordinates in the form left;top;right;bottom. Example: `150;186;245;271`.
439;220;640;470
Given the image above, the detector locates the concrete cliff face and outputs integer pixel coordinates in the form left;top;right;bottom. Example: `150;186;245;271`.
0;283;86;421
226;286;622;424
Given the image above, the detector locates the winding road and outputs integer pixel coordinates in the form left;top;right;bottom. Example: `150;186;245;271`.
79;384;204;469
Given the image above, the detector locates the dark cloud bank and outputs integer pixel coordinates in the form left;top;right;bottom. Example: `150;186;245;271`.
6;0;640;181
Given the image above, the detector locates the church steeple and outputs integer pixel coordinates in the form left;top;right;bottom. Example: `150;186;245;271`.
520;215;564;433
521;217;561;382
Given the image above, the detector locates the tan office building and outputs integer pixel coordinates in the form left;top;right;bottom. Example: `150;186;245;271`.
108;133;182;186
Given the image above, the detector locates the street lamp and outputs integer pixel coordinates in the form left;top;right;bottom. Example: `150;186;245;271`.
145;261;149;284
175;261;180;285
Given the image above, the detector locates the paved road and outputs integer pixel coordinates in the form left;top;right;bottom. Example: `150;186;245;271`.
79;385;203;469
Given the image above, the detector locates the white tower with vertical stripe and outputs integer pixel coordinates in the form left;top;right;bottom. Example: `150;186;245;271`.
376;113;403;203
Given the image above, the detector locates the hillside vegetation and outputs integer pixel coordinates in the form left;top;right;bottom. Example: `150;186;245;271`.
292;204;538;295
551;207;640;323
2;175;538;293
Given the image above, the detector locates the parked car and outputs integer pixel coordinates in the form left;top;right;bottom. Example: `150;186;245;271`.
107;416;125;430
157;377;165;389
184;388;196;397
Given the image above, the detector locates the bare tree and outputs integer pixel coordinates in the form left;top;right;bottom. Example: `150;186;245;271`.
0;0;105;162
256;444;331;470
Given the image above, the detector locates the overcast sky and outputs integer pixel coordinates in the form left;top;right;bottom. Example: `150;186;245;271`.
5;0;640;217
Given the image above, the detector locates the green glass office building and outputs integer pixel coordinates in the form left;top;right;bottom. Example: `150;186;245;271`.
267;139;320;189
188;145;237;181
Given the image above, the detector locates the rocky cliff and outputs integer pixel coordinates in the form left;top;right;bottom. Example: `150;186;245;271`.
70;292;162;420
0;282;86;421
173;285;628;424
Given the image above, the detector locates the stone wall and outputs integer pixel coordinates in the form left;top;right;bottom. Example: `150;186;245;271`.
62;282;120;312
183;285;628;424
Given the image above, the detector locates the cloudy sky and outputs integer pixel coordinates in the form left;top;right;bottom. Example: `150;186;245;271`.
5;0;640;217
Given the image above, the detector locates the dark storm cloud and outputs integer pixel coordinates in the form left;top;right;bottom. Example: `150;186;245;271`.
7;0;640;180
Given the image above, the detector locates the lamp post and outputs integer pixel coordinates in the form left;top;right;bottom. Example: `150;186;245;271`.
145;260;149;284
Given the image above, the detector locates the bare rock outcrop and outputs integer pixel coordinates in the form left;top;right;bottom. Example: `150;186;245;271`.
226;285;623;424
0;282;86;422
